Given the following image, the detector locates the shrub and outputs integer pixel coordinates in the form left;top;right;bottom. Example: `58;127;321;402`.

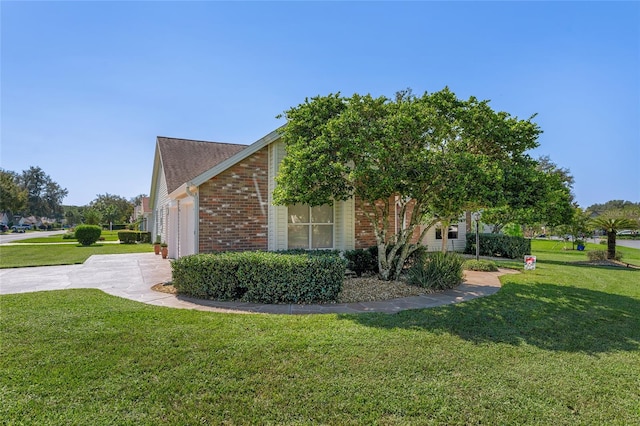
587;250;623;262
463;259;498;272
344;249;377;277
117;231;151;244
62;232;75;240
365;244;429;277
407;252;464;291
172;251;346;304
118;231;138;244
74;225;102;246
464;233;531;259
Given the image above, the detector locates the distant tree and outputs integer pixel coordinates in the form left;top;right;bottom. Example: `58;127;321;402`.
83;209;102;225
557;206;592;249
89;193;133;224
63;206;83;227
129;194;148;207
0;168;27;214
590;210;639;259
586;200;640;217
17;166;68;218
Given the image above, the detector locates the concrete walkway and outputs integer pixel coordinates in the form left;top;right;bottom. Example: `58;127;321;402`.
0;253;517;315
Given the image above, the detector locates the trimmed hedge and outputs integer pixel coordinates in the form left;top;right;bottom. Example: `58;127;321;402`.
117;231;151;244
171;251;347;304
463;259;498;272
75;225;102;246
464;233;531;259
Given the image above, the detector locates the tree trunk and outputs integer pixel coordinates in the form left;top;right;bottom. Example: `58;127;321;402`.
377;241;391;281
607;231;616;260
440;219;450;253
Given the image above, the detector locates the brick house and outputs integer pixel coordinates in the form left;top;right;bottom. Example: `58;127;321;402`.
149;130;466;259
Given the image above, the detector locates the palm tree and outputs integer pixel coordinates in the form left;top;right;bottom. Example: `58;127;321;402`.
589;213;638;260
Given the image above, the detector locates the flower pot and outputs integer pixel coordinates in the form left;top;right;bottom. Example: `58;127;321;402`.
154;243;161;255
161;246;168;259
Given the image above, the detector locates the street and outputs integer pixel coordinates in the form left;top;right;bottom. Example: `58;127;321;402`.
0;230;66;244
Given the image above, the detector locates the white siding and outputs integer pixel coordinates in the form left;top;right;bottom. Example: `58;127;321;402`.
421;214;468;252
335;198;355;251
268;140;288;251
152;164;170;244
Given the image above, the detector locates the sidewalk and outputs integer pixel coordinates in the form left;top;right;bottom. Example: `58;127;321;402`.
0;253;517;315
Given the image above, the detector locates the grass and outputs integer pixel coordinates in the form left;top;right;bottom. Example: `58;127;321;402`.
1;241;639;424
0;242;153;268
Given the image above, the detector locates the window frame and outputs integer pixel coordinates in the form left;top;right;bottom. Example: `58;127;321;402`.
287;204;335;250
435;224;459;240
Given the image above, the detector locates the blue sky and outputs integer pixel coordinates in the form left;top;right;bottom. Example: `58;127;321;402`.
2;1;638;208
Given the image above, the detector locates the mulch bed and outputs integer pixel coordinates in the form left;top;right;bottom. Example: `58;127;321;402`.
572;260;639;269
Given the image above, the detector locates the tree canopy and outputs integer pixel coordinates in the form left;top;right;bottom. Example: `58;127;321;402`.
274;88;551;280
89;193;134;224
14;166;68;218
0;168;27;214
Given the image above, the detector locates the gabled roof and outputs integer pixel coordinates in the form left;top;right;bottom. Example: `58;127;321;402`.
156;137;248;193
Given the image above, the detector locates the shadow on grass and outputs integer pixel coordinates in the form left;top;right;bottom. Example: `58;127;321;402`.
339;282;640;354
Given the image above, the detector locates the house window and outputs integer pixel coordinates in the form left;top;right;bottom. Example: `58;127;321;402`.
287;204;334;249
436;224;459;240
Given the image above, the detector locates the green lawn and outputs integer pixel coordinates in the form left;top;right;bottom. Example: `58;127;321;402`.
0;242;153;268
1;241;639;424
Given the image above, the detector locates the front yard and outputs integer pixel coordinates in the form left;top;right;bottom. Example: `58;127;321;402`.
0;231;152;268
1;241;639;424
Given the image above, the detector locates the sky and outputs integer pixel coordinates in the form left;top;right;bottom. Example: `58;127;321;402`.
1;1;638;208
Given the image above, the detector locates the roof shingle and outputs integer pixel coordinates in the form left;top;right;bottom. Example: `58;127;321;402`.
157;136;248;193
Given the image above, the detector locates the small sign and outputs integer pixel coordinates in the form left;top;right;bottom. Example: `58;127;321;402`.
524;255;536;270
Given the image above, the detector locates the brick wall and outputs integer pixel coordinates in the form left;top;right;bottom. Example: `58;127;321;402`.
354;196;382;249
198;147;269;252
354;195;423;248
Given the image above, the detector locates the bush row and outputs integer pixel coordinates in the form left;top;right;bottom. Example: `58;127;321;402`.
117;231;151;244
464;233;531;259
171;251;346;304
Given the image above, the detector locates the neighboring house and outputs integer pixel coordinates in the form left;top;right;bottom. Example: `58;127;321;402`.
20;216;39;228
0;212;9;226
149;131;466;259
133;197;152;231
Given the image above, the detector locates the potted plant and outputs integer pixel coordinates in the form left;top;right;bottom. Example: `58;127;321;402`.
154;235;161;255
161;242;168;259
576;239;586;251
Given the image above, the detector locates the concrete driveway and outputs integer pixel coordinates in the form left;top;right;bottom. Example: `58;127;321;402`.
0;253;184;307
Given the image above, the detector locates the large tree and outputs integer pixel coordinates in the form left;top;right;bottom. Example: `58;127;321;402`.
274;88;543;280
0;168;27;215
17;166;68;218
89;193;134;225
